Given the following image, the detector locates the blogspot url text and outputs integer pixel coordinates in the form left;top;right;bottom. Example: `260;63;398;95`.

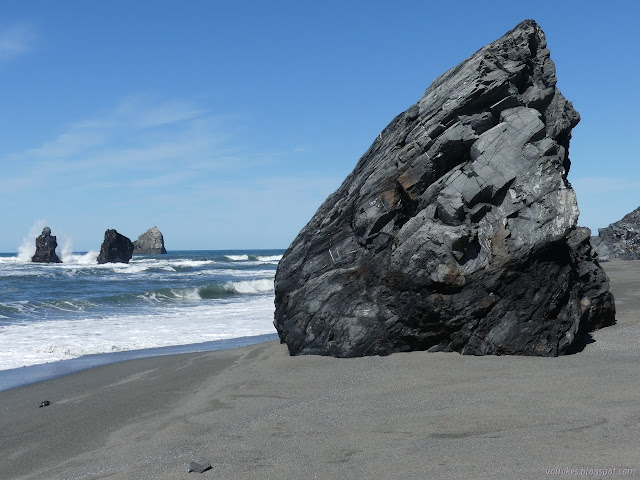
546;467;636;477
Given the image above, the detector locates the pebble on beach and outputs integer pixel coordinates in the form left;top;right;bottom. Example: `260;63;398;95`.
187;456;212;473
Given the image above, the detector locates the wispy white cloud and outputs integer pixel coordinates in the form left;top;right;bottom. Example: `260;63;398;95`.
0;92;338;250
129;171;195;188
0;95;295;197
571;177;640;196
0;22;36;61
25;130;108;159
112;96;208;128
81;171;196;190
191;174;342;215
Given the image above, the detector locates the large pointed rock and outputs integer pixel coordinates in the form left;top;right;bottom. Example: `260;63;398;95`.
97;229;134;264
133;226;167;254
274;20;615;358
31;227;62;263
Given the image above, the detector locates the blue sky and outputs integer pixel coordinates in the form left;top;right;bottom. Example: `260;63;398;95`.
1;0;638;252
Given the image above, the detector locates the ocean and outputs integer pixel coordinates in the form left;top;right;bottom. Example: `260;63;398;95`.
0;249;283;380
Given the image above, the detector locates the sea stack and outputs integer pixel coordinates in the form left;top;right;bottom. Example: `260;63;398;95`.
274;20;615;357
133;226;167;254
591;206;640;261
97;229;134;264
31;227;62;263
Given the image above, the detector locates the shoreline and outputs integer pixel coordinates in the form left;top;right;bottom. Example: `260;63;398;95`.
1;260;638;479
0;333;278;392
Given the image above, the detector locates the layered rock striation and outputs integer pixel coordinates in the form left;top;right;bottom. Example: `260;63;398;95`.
274;20;615;357
591;206;640;261
31;227;62;263
97;229;134;264
133;226;167;254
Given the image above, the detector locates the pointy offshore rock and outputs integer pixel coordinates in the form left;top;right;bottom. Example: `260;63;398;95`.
97;229;134;264
274;20;615;357
133;226;167;254
31;227;62;263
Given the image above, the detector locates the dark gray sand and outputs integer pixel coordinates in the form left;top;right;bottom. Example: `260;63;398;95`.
1;261;639;480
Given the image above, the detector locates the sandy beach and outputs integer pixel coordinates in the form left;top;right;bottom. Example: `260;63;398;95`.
1;261;639;480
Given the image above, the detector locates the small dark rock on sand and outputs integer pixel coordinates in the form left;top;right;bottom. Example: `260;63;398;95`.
187;457;212;473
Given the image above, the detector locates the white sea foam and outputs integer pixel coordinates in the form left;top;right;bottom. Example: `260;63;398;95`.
196;268;275;278
172;259;216;267
256;255;283;262
0;251;100;277
63;251;100;265
0;259;43;276
17;220;47;262
138;278;274;302
140;287;202;302
226;278;274;294
225;255;249;261
0;248;282;370
58;234;74;262
0;296;275;370
109;263;149;274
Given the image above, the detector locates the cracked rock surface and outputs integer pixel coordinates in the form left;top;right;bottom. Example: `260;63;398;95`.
31;227;62;263
592;206;640;261
97;229;134;264
133;226;167;254
274;20;615;357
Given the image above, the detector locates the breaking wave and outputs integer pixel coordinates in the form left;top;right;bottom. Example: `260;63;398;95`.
225;254;249;261
0;248;283;370
255;255;282;262
0;278;275;320
0;297;276;370
154;279;274;301
224;254;282;262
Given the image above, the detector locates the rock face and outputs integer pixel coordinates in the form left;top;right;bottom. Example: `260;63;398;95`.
591;207;640;261
97;229;134;264
31;227;62;263
133;226;167;254
274;20;615;358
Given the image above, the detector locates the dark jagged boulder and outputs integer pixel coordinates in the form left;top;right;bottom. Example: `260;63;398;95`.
31;227;62;263
274;20;615;358
133;226;167;254
97;229;134;264
591;206;640;261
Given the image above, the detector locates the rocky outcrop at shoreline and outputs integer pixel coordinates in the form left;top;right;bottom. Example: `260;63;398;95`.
97;229;134;264
274;20;615;358
591;206;640;261
31;227;62;263
133;226;167;254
